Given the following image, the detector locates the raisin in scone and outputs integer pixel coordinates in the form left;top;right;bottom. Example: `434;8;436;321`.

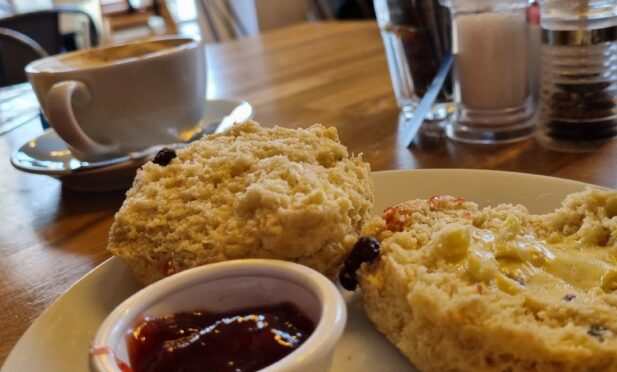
108;121;373;285
357;189;617;372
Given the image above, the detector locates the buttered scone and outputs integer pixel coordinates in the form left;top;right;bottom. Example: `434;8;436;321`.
108;121;373;285
358;189;617;372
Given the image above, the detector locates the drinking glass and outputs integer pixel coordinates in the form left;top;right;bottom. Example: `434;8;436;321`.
374;0;453;122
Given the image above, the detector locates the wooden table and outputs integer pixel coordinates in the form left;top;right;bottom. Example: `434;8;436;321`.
1;21;616;365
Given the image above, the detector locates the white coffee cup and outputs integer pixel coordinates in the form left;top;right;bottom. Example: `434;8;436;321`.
26;37;206;160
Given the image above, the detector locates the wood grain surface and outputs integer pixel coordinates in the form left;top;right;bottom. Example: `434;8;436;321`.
1;21;616;365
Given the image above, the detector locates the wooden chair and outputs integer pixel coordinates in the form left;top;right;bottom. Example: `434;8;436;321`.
0;8;98;86
101;0;177;41
0;27;47;87
0;28;45;133
0;8;99;54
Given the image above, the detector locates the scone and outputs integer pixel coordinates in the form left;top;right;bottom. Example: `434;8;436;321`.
108;121;373;285
357;189;617;372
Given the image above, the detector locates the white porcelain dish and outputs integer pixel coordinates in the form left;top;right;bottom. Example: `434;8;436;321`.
10;99;253;191
90;259;346;372
2;169;597;372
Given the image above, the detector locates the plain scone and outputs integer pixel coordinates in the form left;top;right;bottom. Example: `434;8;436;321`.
108;121;373;285
358;189;617;372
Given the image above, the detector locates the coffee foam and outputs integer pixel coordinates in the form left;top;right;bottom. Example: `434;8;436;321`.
30;39;190;72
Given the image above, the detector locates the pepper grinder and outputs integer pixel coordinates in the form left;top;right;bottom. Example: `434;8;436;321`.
536;0;617;152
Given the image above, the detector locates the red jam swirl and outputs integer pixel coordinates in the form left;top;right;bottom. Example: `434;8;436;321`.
127;302;314;372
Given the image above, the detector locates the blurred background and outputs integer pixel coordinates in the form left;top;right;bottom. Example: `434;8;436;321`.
1;0;375;47
0;0;374;132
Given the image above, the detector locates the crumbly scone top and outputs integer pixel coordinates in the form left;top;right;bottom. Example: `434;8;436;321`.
108;121;373;285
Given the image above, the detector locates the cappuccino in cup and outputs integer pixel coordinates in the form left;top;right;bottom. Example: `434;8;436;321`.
27;37;206;160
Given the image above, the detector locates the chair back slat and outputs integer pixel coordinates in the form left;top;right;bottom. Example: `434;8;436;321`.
0;8;99;87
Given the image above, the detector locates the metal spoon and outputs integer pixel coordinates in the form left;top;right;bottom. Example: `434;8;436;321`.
71;119;225;172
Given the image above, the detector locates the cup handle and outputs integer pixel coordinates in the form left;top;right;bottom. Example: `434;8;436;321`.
47;81;116;156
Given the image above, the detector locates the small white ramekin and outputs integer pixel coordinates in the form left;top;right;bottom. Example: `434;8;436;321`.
90;259;347;372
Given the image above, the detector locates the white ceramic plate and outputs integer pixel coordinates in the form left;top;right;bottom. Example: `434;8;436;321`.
2;169;594;372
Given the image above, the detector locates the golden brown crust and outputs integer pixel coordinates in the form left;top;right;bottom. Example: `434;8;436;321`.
108;121;373;285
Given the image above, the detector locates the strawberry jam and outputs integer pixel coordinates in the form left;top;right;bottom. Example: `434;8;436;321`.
127;302;314;372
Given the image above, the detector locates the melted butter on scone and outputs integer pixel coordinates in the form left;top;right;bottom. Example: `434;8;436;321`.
358;189;617;372
431;221;617;299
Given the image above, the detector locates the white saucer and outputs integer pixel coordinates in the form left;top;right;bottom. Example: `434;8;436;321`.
11;99;253;191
